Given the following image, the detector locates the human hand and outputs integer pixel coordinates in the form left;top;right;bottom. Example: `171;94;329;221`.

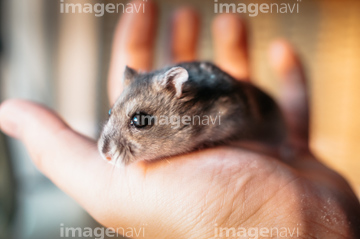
1;1;360;238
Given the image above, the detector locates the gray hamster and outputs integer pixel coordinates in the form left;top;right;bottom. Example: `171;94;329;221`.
98;62;286;166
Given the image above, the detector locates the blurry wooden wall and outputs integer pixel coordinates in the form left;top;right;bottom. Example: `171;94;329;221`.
311;0;360;196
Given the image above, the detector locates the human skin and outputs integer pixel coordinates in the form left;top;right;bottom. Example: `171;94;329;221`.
1;1;360;238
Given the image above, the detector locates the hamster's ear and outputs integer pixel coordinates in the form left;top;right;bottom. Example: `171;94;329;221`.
123;66;138;87
159;67;189;98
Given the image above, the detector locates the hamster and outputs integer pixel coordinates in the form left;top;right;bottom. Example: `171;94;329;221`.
98;62;286;166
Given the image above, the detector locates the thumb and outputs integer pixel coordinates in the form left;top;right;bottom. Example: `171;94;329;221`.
0;99;110;216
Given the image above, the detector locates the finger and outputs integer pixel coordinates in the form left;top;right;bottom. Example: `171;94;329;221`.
0;99;111;214
108;0;158;105
269;40;309;151
212;14;250;80
171;7;200;63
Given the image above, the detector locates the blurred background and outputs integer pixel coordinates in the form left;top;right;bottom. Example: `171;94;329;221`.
0;0;359;238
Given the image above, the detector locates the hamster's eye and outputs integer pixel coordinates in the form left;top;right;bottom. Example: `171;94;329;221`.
108;109;112;116
131;113;153;128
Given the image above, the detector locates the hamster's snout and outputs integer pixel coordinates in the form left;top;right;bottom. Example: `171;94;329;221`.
98;136;113;161
97;134;125;167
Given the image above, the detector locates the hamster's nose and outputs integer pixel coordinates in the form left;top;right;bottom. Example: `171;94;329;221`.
105;154;112;161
